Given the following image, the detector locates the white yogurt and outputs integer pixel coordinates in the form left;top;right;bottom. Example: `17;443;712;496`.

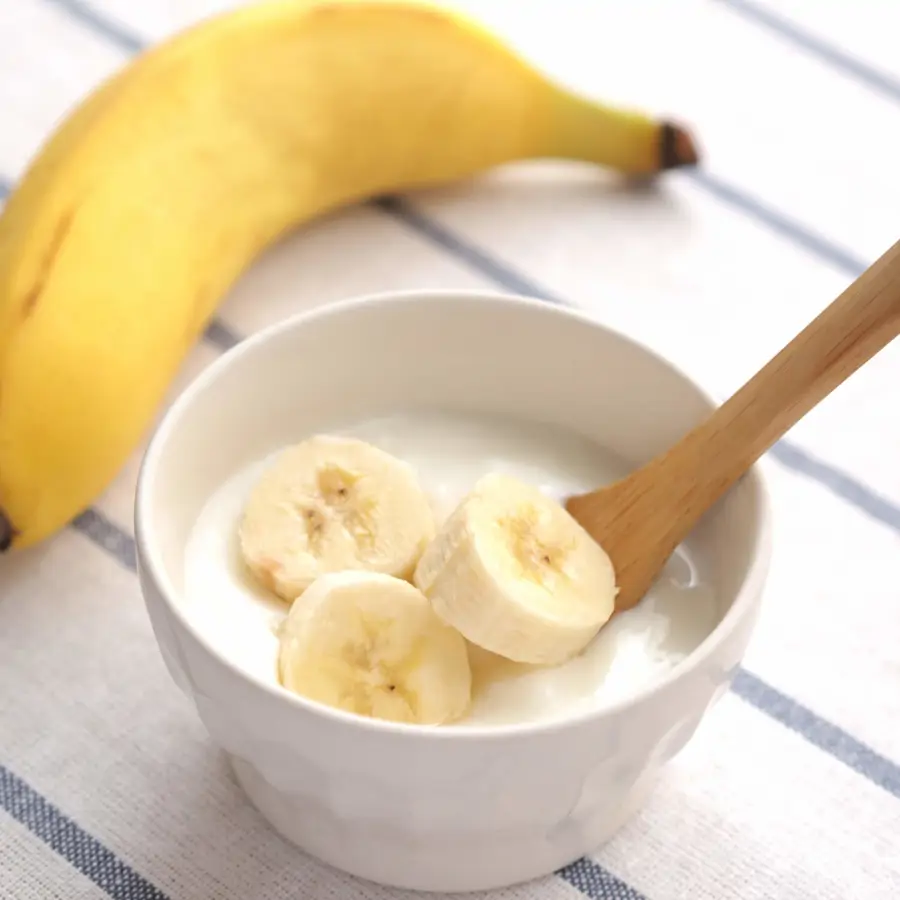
182;411;718;727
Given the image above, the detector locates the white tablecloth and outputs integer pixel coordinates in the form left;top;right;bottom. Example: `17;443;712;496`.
1;1;899;898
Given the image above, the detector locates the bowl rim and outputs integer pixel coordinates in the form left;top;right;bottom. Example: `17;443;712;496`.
135;287;773;741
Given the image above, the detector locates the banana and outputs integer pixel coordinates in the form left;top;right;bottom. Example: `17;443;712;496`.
277;569;472;724
0;0;699;553
239;436;435;601
414;473;617;666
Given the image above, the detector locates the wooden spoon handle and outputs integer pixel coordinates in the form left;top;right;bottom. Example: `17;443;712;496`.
660;235;900;535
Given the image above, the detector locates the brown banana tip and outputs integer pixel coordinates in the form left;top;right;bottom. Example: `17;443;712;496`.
0;509;16;552
660;121;700;170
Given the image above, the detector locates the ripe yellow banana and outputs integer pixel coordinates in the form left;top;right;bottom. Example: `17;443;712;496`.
0;0;699;553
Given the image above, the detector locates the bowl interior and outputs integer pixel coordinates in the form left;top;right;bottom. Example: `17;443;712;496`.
138;291;767;666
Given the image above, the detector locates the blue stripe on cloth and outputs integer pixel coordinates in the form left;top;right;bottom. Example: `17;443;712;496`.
375;196;565;302
203;318;240;351
716;0;900;105
0;764;171;900
732;670;900;800
43;0;144;53
72;508;138;571
685;170;867;277
558;858;648;900
769;442;900;532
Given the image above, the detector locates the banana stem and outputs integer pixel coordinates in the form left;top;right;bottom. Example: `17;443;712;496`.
547;91;699;174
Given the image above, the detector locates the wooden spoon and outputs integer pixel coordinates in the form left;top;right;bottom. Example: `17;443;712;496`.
565;236;900;613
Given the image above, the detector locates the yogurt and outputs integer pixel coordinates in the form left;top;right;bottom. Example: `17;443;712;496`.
182;411;718;727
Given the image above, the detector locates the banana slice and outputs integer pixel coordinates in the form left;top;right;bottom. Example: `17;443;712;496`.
277;570;472;725
239;436;435;602
414;473;617;666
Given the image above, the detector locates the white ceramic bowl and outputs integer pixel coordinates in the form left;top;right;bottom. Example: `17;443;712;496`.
135;290;771;893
